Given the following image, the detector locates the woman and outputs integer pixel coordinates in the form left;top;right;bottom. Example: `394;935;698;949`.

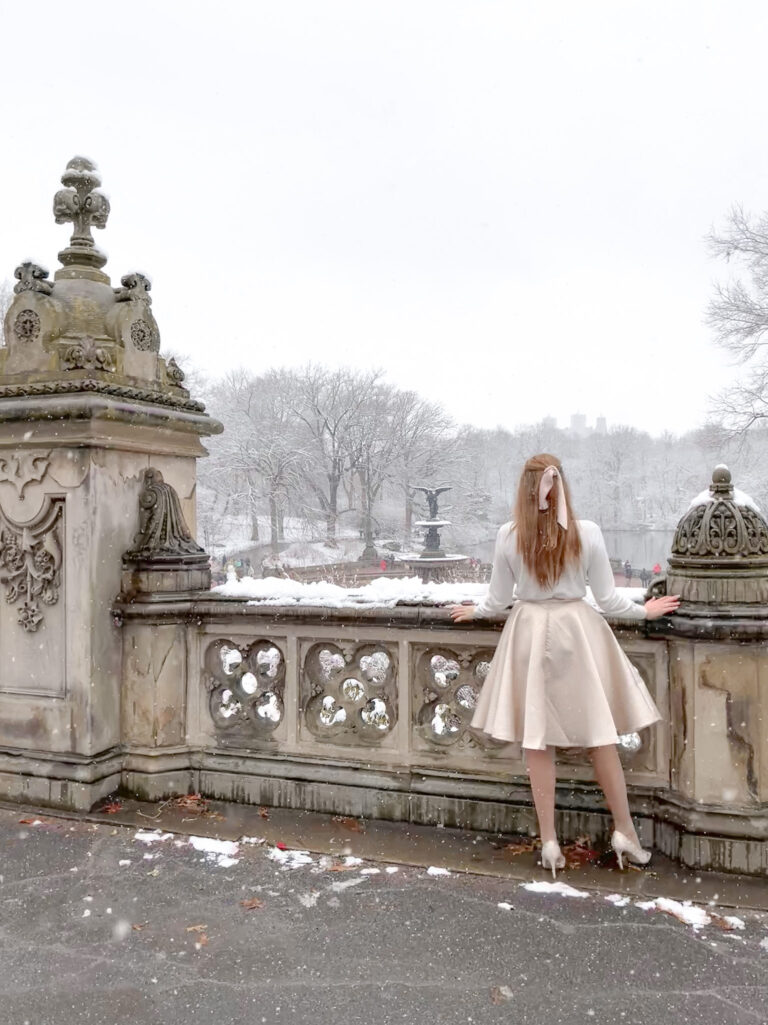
449;454;679;877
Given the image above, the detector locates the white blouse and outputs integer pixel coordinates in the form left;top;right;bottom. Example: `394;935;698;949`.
474;520;647;621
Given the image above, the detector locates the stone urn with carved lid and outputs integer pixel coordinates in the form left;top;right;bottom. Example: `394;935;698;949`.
664;465;768;614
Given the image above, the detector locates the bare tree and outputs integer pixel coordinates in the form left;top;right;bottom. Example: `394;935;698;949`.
707;205;768;430
388;391;454;533
288;365;383;545
0;279;13;339
205;369;305;551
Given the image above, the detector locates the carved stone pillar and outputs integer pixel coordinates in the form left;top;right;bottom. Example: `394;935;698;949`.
0;157;221;809
651;466;768;873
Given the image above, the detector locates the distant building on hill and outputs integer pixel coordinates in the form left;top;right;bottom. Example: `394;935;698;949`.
566;414;608;438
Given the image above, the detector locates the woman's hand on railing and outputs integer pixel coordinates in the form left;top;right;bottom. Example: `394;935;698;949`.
449;603;476;623
644;595;681;620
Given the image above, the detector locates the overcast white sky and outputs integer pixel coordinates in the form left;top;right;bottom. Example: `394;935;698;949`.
1;0;765;435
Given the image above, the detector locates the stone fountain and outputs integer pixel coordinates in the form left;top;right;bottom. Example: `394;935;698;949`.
401;484;470;582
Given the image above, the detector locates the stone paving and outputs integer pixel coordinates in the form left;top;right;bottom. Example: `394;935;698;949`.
1;803;767;1025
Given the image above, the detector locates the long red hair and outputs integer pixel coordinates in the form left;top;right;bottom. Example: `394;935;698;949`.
513;453;581;587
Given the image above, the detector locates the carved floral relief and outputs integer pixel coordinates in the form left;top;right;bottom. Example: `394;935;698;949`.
0;497;63;632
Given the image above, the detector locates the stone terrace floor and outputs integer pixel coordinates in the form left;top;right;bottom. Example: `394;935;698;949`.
1;800;767;1025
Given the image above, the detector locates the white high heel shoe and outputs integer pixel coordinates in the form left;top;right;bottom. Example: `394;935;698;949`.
611;830;652;870
540;840;566;879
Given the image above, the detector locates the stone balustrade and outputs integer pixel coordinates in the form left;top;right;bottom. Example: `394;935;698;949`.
112;592;765;876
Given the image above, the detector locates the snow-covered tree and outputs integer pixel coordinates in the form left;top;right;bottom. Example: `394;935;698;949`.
707;205;768;430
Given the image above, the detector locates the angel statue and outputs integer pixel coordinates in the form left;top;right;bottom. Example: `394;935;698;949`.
412;485;452;520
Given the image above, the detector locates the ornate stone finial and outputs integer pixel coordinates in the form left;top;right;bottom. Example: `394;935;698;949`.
53;156;110;273
124;468;206;563
665;464;768;612
114;273;152;304
13;262;53;296
710;464;733;497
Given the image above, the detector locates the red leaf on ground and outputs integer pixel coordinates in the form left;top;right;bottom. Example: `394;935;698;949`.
276;841;288;850
563;838;599;867
99;801;123;814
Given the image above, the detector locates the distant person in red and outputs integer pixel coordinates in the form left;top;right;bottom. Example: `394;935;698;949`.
379;559;387;572
652;563;662;575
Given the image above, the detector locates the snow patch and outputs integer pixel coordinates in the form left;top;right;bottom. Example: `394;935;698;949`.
426;866;451;877
133;830;173;845
213;574;487;609
330;877;366;892
521;881;589;898
635;897;711;930
721;915;746;930
497;902;514;911
298;892;320;908
604;893;631;907
266;847;314;870
188;835;240;868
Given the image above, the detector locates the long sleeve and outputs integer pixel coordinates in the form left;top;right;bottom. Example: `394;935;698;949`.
586;523;647;620
474;525;516;618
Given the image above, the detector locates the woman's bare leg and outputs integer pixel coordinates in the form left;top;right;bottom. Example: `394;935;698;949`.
524;746;557;843
587;744;639;843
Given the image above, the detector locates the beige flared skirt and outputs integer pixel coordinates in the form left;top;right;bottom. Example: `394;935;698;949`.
471;599;661;750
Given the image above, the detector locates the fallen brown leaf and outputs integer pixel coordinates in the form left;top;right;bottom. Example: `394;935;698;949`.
174;793;208;813
258;807;270;819
503;840;536;857
332;816;365;833
131;923;146;932
185;924;208;933
18;818;37;824
195;933;209;947
326;861;358;872
240;898;265;910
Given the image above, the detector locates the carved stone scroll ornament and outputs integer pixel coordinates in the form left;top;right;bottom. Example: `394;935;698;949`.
61;336;116;373
114;273;160;352
0;497;63;632
0;451;51;500
166;357;185;386
114;272;152;304
124;468;206;562
13;261;53;296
